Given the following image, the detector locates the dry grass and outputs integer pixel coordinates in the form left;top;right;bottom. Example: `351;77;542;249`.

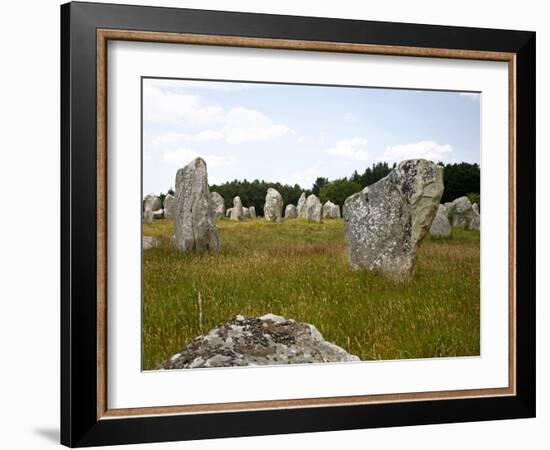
142;218;480;369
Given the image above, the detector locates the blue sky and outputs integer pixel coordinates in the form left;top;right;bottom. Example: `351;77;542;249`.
143;78;480;195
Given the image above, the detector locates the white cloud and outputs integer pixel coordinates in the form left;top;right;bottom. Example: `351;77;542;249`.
326;138;370;161
162;148;236;168
382;140;453;163
144;82;293;144
459;92;480;101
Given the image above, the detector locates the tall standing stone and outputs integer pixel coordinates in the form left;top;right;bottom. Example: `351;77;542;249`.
264;188;283;222
210;192;225;219
230;196;244;221
173;158;220;252
248;206;257;219
430;204;452;238
163;193;175;219
343;159;443;281
284;204;297;219
297;192;307;219
305;194;322;222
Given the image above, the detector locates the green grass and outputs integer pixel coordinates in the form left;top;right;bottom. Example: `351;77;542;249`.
142;218;480;369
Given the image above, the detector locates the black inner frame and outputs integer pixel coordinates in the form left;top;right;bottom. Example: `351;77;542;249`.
61;2;536;447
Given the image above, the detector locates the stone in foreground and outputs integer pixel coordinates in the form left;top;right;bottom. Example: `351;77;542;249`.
343;159;444;281
264;188;283;222
305;194;322;222
210;192;225;219
284;204;297;219
430;204;452;238
159;314;359;369
230;196;244;221
173;157;220;252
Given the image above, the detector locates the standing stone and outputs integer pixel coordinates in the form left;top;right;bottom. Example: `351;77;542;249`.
248;206;256;219
243;207;250;219
430;204;452;238
226;208;233;218
297;192;307;219
343;159;443;281
210;192;225;219
284;204;297;219
230;196;244;221
323;200;338;219
143;193;161;223
305;194;322;222
450;196;477;229
264;188;283;222
173;158;220;252
472;203;480;215
470;213;480;230
163;193;175;219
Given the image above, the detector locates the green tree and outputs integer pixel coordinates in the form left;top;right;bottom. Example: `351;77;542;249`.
311;177;329;196
319;178;362;207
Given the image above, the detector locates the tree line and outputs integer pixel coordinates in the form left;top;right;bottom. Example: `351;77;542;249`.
160;162;480;216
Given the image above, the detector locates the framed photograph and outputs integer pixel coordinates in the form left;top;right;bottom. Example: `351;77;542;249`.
61;1;536;447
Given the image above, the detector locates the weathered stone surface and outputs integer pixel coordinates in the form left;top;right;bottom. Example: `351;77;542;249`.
284;204;297;219
430;204;452;238
343;159;444;281
243;207;250;219
143;236;160;250
226;208;232;218
230;196;244;221
248;206;257;218
153;209;164;220
470;213;480;230
173;158;220;252
472;203;480;215
210;192;225;219
159;314;359;369
143;193;161;223
322;201;340;219
305;194;322;222
264;188;283;222
449;196;477;229
297;192;307;218
163;193;175;219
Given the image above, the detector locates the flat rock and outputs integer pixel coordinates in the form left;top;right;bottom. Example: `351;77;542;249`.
159;314;359;369
173;157;220;252
343;159;443;281
264;188;283;222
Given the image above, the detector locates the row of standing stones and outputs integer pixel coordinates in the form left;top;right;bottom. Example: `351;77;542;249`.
144;157;480;280
144;158;480;367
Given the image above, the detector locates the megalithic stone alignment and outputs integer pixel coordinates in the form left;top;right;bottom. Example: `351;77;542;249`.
343;159;444;281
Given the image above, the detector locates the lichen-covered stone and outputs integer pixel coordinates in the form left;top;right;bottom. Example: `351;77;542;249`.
284;204;297;219
159;314;359;369
343;159;443;281
230;196;244;221
210;192;225;219
173;158;220;252
297;192;307;218
305;194;322;222
430;204;451;238
163;193;175;219
264;188;283;222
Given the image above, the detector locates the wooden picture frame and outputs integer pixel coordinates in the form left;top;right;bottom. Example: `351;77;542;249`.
61;1;536;447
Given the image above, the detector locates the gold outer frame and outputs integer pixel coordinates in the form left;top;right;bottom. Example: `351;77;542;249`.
96;29;516;420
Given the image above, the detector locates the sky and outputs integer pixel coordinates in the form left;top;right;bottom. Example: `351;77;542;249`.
142;78;480;195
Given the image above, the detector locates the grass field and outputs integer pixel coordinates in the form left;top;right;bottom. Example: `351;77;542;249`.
142;218;480;370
